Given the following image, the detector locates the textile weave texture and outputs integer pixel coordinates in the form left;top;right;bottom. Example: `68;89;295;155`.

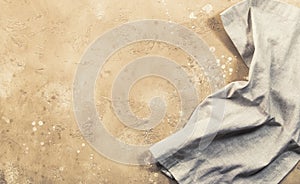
150;0;300;183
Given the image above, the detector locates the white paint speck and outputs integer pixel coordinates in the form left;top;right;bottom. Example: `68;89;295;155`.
38;121;44;126
229;68;233;73
77;150;80;154
82;143;85;147
40;142;45;146
31;121;36;126
189;12;197;19
202;4;213;14
32;127;37;132
221;65;226;69
89;0;105;19
179;110;183;117
209;47;216;52
228;57;233;61
223;74;226;78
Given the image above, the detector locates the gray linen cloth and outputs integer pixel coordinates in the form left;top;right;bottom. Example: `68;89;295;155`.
149;0;300;183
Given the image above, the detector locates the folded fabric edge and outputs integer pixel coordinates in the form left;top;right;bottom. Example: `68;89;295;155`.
149;0;300;183
148;1;252;182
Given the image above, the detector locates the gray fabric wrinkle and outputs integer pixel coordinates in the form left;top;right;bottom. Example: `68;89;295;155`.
149;0;300;183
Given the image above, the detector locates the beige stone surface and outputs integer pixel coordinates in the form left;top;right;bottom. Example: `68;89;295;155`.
0;0;299;183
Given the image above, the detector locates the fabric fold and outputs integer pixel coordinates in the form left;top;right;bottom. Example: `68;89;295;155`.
149;0;300;183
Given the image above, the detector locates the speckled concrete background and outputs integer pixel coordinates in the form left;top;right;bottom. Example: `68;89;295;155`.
0;0;299;183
